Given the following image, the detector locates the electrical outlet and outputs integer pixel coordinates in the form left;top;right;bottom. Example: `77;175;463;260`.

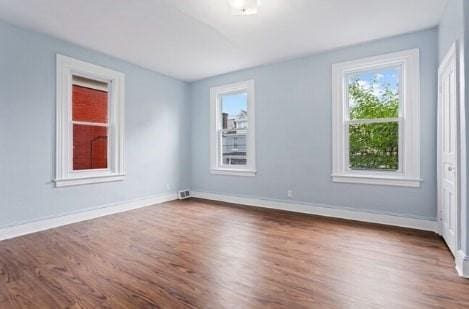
166;184;171;190
287;190;293;198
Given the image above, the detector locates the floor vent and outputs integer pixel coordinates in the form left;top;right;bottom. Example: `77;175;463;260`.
178;189;191;200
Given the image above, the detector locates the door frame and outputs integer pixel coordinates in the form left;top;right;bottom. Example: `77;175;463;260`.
437;41;460;255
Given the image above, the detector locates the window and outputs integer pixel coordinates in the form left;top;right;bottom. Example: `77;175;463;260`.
72;77;109;170
55;55;125;187
332;49;421;187
210;80;255;176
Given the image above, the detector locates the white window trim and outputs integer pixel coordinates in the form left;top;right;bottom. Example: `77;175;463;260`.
55;54;125;187
210;80;256;176
331;49;421;187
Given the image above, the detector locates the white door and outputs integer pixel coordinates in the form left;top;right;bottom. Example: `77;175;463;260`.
438;43;458;255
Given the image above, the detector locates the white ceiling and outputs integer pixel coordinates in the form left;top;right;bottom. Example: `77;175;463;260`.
0;0;447;81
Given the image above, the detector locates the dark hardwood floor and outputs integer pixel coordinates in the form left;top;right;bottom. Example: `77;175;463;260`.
0;198;468;308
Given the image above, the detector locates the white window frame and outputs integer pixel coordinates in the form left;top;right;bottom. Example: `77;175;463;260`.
210;80;256;176
55;54;125;187
331;49;421;187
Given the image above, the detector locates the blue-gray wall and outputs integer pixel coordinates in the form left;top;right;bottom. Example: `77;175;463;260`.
0;20;191;228
438;0;464;61
190;28;439;220
0;18;446;228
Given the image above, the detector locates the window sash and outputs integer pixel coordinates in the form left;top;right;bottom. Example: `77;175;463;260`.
343;65;403;174
72;120;108;127
71;82;111;172
218;129;248;168
71;121;111;172
347;117;399;125
216;91;249;169
345;64;403;116
344;117;403;174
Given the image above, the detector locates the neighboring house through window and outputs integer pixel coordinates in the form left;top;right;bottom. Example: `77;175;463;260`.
72;76;109;171
210;80;256;176
332;49;421;187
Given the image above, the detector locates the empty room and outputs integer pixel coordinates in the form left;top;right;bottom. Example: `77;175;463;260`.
1;0;469;307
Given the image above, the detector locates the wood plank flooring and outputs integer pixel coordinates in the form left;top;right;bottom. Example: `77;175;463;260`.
0;198;468;308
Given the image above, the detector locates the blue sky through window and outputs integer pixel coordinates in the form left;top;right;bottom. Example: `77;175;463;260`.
347;66;400;104
221;92;247;118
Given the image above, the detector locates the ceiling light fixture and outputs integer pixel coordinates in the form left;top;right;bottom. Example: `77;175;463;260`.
228;0;259;16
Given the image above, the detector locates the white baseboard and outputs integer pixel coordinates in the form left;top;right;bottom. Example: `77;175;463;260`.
456;250;469;278
0;192;177;242
191;191;439;233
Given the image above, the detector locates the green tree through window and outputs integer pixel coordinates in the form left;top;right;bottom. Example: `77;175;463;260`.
348;71;399;170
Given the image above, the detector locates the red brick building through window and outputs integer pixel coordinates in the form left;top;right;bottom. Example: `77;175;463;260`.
72;76;109;170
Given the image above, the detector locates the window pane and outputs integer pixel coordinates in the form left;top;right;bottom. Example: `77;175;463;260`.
73;124;108;170
349;122;398;170
222;132;247;165
221;92;248;166
348;67;400;120
72;84;108;123
221;92;248;130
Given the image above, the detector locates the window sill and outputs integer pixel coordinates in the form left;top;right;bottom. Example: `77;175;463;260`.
55;173;125;187
332;173;421;187
210;168;256;177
